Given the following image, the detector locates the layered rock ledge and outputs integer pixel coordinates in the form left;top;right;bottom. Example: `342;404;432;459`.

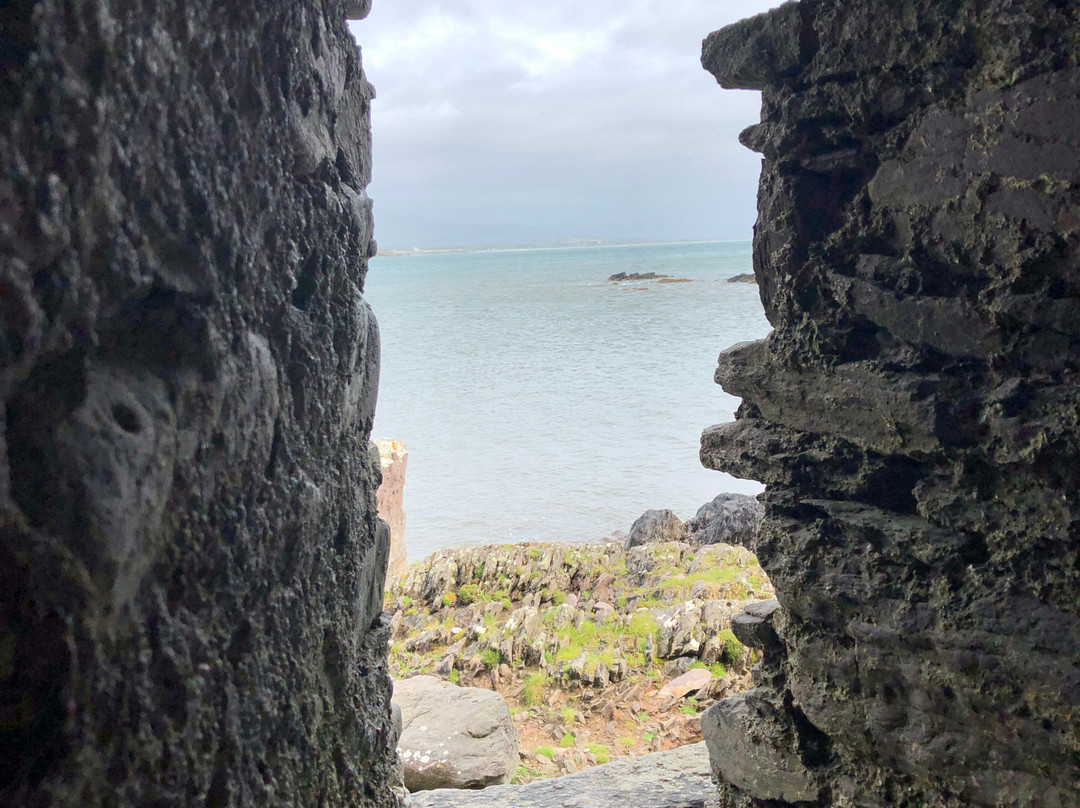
699;2;1080;807
386;538;772;780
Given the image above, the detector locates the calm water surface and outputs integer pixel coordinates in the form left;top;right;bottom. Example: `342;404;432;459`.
364;241;772;560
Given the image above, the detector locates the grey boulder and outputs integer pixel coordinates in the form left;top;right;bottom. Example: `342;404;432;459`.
701;689;817;803
625;509;686;549
686;493;763;547
393;676;518;791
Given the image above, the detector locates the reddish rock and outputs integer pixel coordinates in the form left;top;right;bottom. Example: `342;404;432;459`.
593;572;617;602
376;438;409;578
658;668;712;701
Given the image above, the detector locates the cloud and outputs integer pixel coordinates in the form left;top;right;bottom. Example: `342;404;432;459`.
349;1;782;247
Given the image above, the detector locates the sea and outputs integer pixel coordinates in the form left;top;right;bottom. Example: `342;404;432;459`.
363;241;772;561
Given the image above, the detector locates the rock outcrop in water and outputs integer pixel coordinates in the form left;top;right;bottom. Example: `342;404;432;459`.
699;2;1080;806
0;1;396;805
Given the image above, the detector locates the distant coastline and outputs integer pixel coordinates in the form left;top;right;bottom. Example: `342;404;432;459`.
375;238;752;258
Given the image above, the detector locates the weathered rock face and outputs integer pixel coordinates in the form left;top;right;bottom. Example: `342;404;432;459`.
626;509;687;548
700;2;1080;806
376;438;409;578
1;1;397;806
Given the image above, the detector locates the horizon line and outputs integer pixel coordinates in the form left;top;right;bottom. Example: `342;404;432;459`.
374;237;753;257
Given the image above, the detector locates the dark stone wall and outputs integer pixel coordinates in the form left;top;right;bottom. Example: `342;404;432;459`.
1;1;396;805
700;2;1079;806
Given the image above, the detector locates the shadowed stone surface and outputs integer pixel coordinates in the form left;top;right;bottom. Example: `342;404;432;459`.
409;742;717;808
702;689;816;804
0;1;397;805
700;2;1080;807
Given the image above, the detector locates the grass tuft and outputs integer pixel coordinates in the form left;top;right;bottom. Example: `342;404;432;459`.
521;672;548;707
457;583;481;605
717;628;744;666
587;744;611;764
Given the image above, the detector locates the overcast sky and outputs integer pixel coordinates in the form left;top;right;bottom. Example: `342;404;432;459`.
348;2;781;248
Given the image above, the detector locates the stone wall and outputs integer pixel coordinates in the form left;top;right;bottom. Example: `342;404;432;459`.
0;1;397;805
700;2;1079;806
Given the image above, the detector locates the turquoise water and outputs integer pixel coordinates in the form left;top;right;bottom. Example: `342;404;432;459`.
364;241;772;560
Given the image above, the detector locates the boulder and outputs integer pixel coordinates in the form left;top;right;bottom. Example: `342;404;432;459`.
404;626;452;655
566;652;588;681
662;657;695;677
625;509;686;549
609;659;629;682
688;579;712;600
686;493;763;547
584;660;610;688
655;601;703;659
593;601;616;621
393;676;518;791
409;742;715;808
699;635;724;666
345;1;372;19
626;545;656;578
593;572;617;602
730;599;782;649
700;599;739;634
701;689;817;803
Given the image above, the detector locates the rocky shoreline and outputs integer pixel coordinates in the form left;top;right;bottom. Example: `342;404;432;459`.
385;496;773;788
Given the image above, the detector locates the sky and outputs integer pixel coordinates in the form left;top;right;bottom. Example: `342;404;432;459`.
348;1;782;249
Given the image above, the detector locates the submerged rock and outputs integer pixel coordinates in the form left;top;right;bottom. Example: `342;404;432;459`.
701;2;1080;805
